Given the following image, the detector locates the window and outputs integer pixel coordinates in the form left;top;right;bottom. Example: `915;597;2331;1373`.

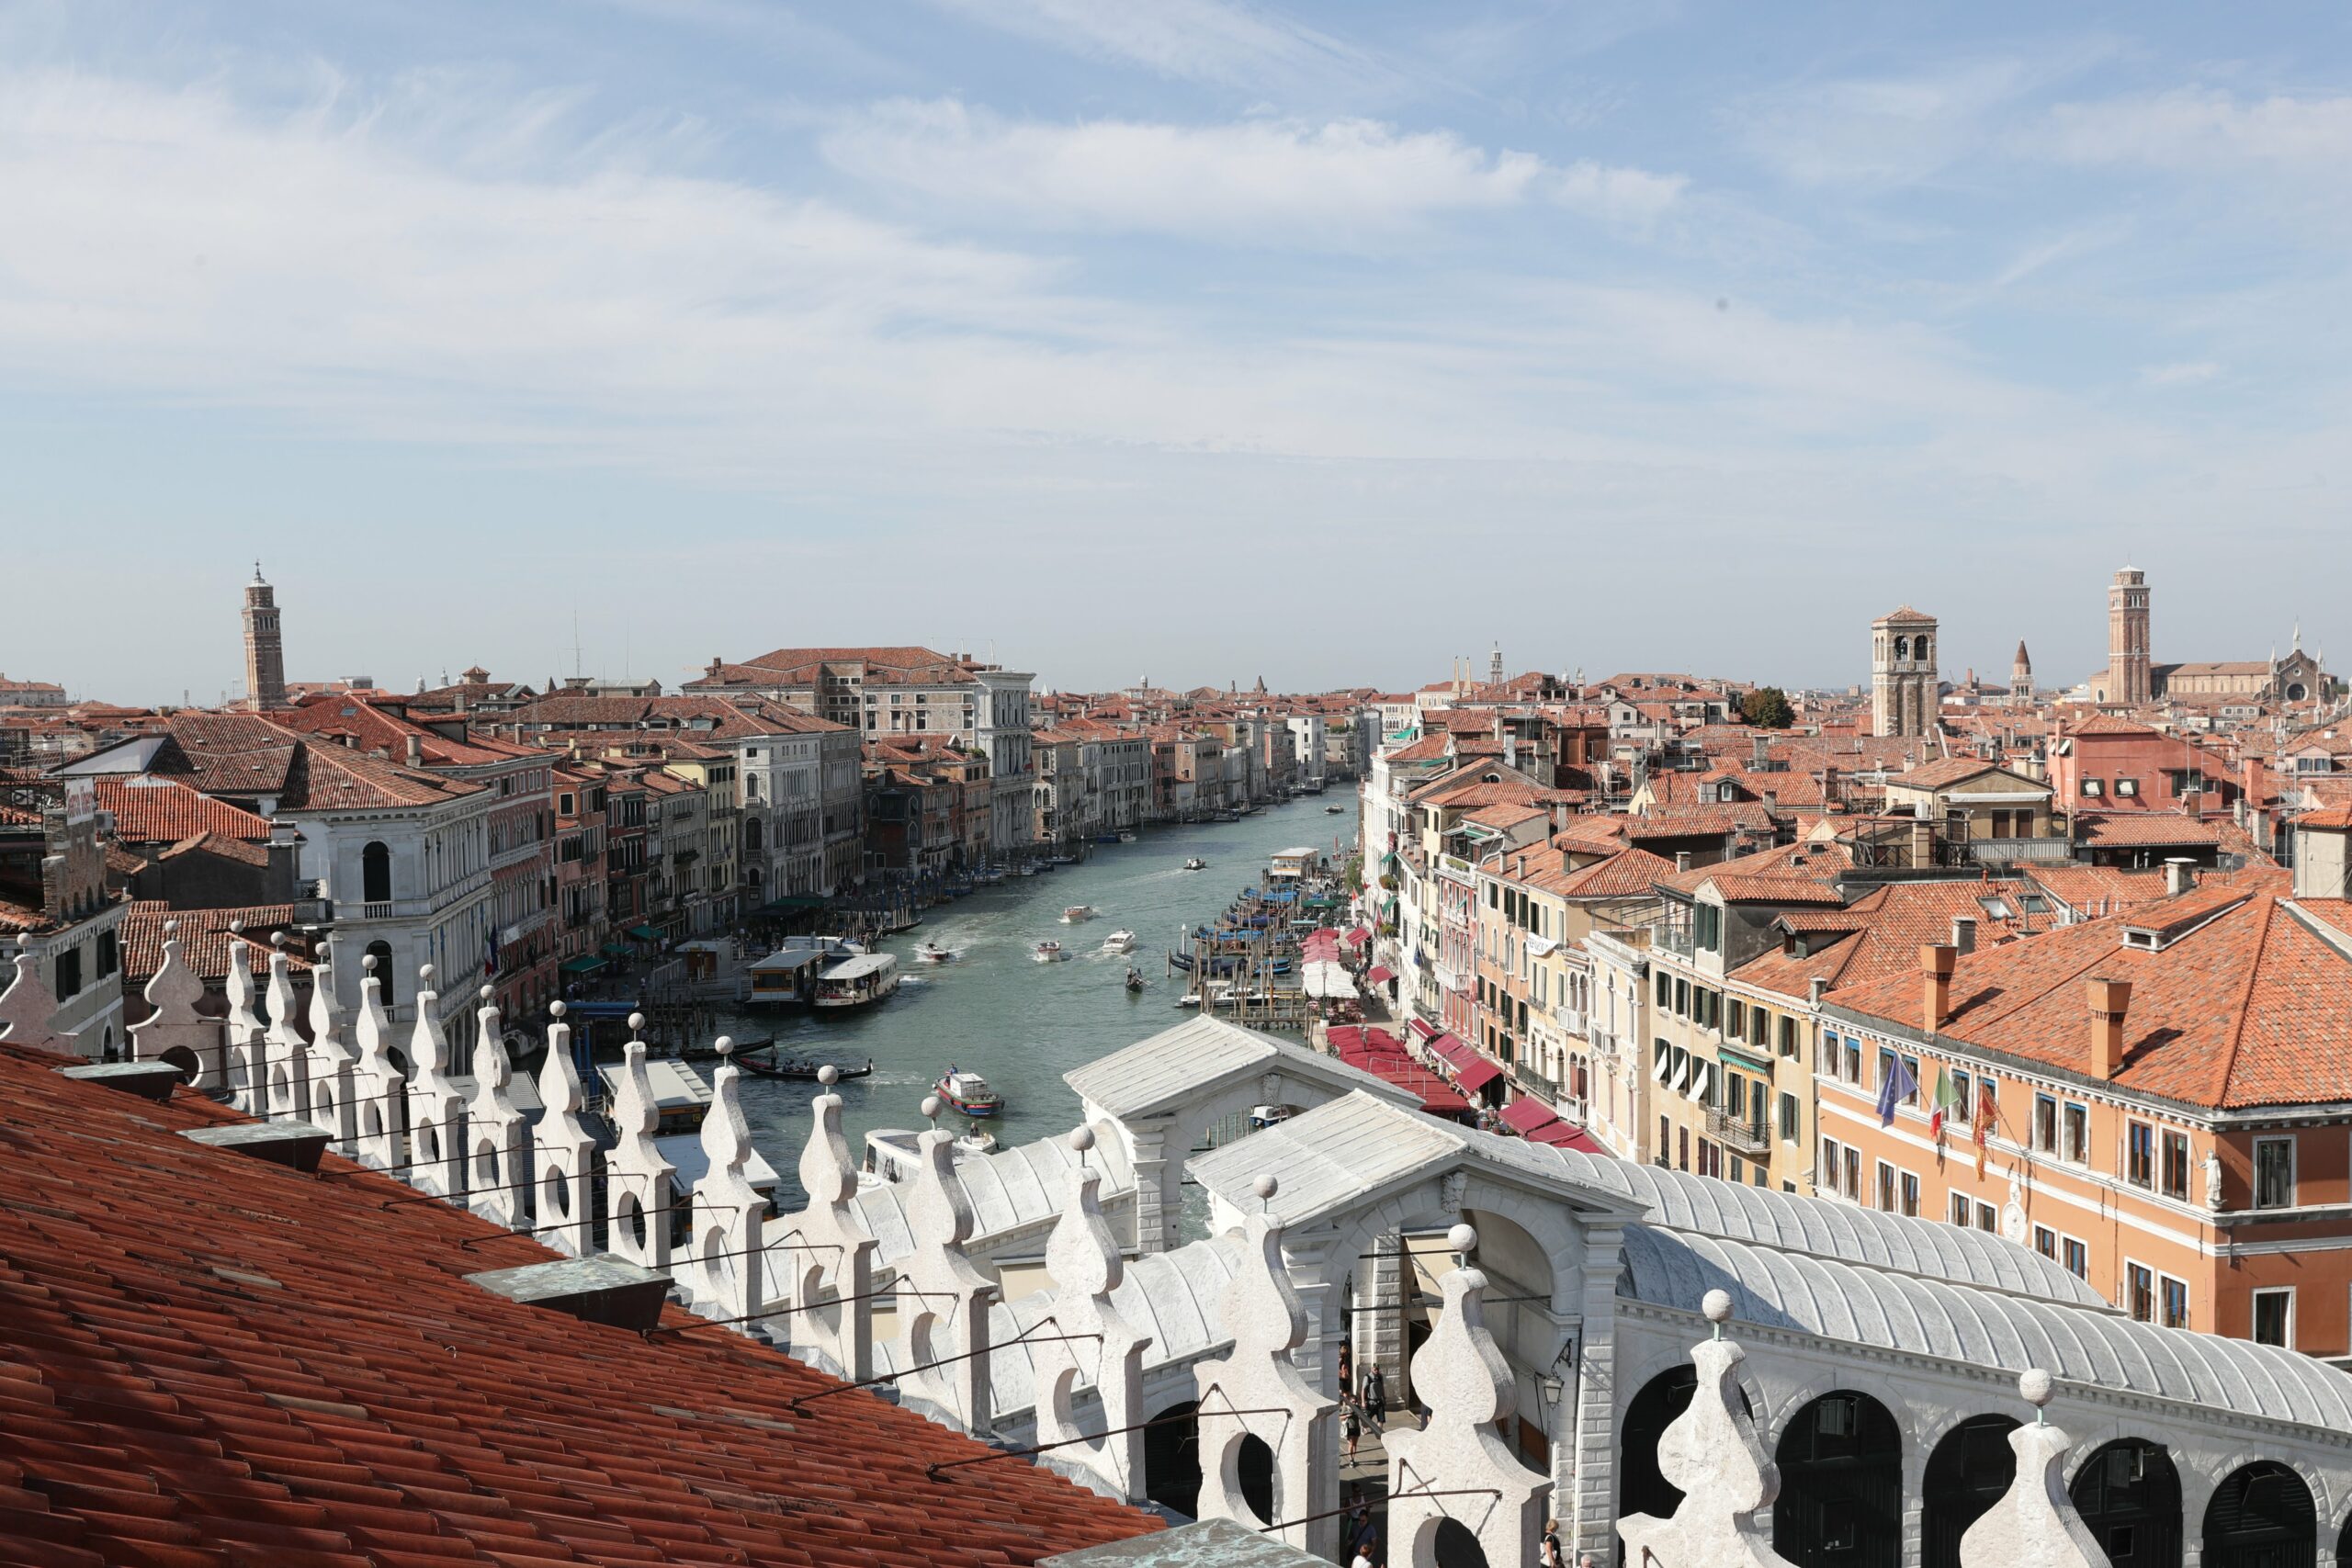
1780;1091;1798;1142
2125;1122;2154;1188
2114;777;2139;797
1843;1038;1861;1084
2255;1137;2296;1209
1950;1191;1971;1227
2063;1102;2090;1165
1975;1201;1996;1233
1950;1070;1973;1120
1778;1015;1797;1056
1822;1138;1842;1195
2127;1263;2154;1323
361;840;393;903
1656;971;1671;1008
2160;1277;2189;1329
1674;978;1690;1018
2032;1094;2058;1154
2253;1288;2293;1348
2160;1131;2190;1201
96;930;118;979
1876;1161;1896;1213
2062;1237;2087;1279
2080;778;2105;797
1726;999;1746;1040
53;945;82;1000
2033;1225;2056;1259
1843;1145;1860;1201
1901;1171;1920;1218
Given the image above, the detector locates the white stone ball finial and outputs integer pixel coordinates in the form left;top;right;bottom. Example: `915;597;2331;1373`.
164;918;179;936
715;1034;733;1058
548;999;566;1018
1069;1124;1096;1153
1702;1288;1734;1338
922;1094;943;1124
817;1063;839;1087
418;963;435;985
2018;1367;2054;1422
479;984;493;1002
228;919;244;935
270;930;288;949
1252;1173;1279;1214
628;1011;645;1033
1447;1223;1477;1257
361;953;377;973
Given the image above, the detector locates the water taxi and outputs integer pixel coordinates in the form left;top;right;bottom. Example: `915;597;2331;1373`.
934;1068;1004;1118
1032;940;1067;963
1100;928;1137;953
1182;857;1208;872
1118;830;1138;842
1062;904;1097;922
1325;804;1346;814
812;952;899;1009
911;941;955;964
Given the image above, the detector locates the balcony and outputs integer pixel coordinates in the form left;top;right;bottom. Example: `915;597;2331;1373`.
1962;837;2072;865
1706;1108;1770;1156
1554;1005;1588;1036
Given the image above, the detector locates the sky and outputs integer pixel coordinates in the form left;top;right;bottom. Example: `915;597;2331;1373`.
2;0;2346;705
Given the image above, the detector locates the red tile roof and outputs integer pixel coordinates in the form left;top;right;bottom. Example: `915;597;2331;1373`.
95;780;273;847
118;902;310;984
0;1048;1156;1567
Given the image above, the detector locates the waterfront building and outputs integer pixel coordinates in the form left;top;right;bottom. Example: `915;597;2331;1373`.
0;671;70;708
0;772;128;1055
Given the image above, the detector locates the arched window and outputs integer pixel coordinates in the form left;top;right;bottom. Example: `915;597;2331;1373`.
362;840;393;903
2203;1461;2312;1568
1921;1414;2019;1568
742;818;764;856
1142;1401;1200;1517
1773;1390;1903;1567
2070;1438;2180;1567
366;941;395;1006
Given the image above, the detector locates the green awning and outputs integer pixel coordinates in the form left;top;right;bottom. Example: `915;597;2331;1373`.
1719;1046;1774;1077
626;923;660;942
560;955;607;976
599;942;633;958
754;896;831;915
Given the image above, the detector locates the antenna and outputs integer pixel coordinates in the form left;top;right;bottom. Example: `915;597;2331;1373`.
572;610;582;681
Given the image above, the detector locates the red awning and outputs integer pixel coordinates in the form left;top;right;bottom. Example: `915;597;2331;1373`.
1453;1055;1502;1094
1364;1027;1404;1053
1364;964;1396;984
1344;926;1371;944
1498;1097;1558;1135
1426;1032;1471;1068
1348;1055;1470;1116
1408;1017;1440;1041
1527;1122;1604;1154
1325;1025;1363;1051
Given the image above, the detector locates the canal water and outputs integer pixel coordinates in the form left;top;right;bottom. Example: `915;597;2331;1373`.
721;794;1360;1207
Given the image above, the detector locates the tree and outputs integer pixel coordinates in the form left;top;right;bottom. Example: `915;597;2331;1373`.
1741;686;1794;729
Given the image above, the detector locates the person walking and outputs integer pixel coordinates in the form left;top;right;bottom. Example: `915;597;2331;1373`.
1362;1363;1386;1433
1341;1399;1362;1465
1540;1518;1565;1568
1336;1340;1353;1401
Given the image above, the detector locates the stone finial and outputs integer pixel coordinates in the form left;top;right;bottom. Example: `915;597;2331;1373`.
774;1062;878;1382
1386;1248;1550;1568
894;1122;995;1433
684;1057;768;1330
261;942;311;1119
307;937;353;1063
219;935;264;1110
349;955;401;1170
404;965;468;1201
465;995;526;1227
0;949;66;1055
1957;1371;2103;1568
302;939;358;1142
1035;1122;1154;1501
533;1004;597;1258
129;925;221;1090
604;1038;675;1271
1615;1304;1795;1568
1191;1182;1333;1551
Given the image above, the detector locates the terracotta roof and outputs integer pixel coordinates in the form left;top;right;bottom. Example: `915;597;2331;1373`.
1736;879;2037;1001
1622;803;1775;840
2065;715;2162;737
1893;757;2024;790
1555;846;1678;899
507;695;846;737
0;1048;1156;1566
2074;813;2228;847
94;779;273;847
118;901;308;984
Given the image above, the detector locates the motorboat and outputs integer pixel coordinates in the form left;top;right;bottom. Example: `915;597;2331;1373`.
934;1068;1004;1118
1062;904;1097;923
1117;830;1138;843
1325;804;1346;814
1032;940;1067;963
1016;863;1038;877
1125;966;1148;993
1101;928;1137;953
1182;857;1208;872
911;941;955;964
812;952;900;1009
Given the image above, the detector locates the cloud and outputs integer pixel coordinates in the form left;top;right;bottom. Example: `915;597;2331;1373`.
2041;88;2352;169
2138;360;2220;389
917;0;1384;94
1732;58;2045;187
821;99;1685;242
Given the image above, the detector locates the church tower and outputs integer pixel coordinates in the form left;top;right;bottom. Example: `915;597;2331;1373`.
2108;567;2152;705
2010;640;2033;705
242;565;288;712
1871;607;1939;738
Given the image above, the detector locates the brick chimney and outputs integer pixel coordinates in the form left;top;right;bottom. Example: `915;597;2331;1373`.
2087;976;2132;1079
404;734;423;767
1951;916;1976;954
2164;858;2195;897
1808;976;1828;1008
1921;943;1957;1032
1674;851;1693;873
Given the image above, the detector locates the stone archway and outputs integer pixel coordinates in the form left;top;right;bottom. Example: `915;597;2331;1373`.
1920;1413;2018;1568
2070;1438;2181;1568
1144;1400;1202;1517
2202;1461;2313;1568
1772;1390;1903;1568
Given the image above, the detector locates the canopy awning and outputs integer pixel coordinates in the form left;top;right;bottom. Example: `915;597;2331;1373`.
560;955;607;976
1365;964;1396;984
1498;1097;1558;1135
1345;926;1371;944
626;923;660;942
1408;1017;1441;1042
1453;1055;1502;1094
754;896;830;915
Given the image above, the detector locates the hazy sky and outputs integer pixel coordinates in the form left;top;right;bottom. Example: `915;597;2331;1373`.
4;1;2346;705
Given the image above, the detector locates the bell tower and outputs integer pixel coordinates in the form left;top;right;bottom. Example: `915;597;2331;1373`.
242;564;288;712
2108;567;2152;705
1871;607;1939;738
2010;640;2033;705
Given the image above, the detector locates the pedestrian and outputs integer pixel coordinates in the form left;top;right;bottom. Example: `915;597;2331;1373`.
1362;1363;1386;1432
1336;1340;1353;1400
1541;1518;1565;1568
1351;1511;1380;1564
1341;1399;1361;1464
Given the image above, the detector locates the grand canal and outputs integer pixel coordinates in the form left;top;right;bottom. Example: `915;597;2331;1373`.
719;794;1359;1206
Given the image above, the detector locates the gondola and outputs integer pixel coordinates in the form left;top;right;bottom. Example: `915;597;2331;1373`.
735;1052;875;1082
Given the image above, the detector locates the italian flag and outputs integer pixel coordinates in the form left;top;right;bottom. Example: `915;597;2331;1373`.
1929;1068;1961;1138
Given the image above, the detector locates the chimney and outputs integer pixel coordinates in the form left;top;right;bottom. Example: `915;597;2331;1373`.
1921;943;1957;1032
1674;851;1693;873
2087;977;2132;1079
2164;858;2195;897
1951;916;1976;954
1752;733;1769;768
1808;976;1828;1008
404;734;423;767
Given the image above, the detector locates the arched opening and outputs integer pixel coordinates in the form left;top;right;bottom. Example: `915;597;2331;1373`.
543;1168;571;1219
1144;1402;1201;1517
1772;1390;1903;1568
1921;1414;2019;1568
2201;1461;2312;1568
362;840;393;903
157;1044;198;1081
1231;1434;1275;1528
367;942;395;1006
742;818;764;856
1620;1365;1755;1527
474;1139;499;1187
2070;1438;2180;1568
619;1191;648;1255
1431;1517;1487;1568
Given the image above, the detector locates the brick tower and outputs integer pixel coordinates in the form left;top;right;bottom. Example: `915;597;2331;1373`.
2108;567;2152;705
242;565;288;712
1871;606;1939;738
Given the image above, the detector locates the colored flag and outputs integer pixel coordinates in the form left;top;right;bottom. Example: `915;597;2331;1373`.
1875;1055;1917;1128
1973;1089;1996;1178
1929;1068;1960;1137
484;930;499;979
